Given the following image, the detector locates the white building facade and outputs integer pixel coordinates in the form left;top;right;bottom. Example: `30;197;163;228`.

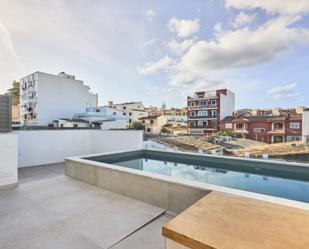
303;108;309;144
20;72;98;126
110;101;148;127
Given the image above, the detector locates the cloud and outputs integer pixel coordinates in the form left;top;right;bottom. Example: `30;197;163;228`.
143;38;156;46
166;39;196;55
181;15;308;71
225;0;309;15
137;55;175;75
145;9;155;21
232;12;256;28
266;83;301;101
0;17;19;60
168;18;200;38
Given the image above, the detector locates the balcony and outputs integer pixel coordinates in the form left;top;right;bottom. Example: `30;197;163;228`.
188;115;217;120
188;105;218;110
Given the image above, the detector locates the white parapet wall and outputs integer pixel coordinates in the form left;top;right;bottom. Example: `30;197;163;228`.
303;109;309;144
17;129;143;168
0;133;18;189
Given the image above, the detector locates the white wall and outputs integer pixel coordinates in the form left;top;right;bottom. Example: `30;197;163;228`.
303;110;309;143
101;120;127;130
220;90;235;120
91;130;143;153
17;130;143;167
0;133;17;188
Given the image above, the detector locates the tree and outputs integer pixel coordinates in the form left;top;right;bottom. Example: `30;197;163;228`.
160;127;169;134
5;81;20;106
131;121;145;130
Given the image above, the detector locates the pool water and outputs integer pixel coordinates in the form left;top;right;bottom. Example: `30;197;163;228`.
112;156;309;203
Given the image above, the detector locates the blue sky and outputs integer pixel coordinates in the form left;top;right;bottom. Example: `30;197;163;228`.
0;0;309;109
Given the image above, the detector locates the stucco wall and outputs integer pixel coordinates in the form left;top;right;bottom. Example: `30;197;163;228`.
17;130;143;167
0;133;18;188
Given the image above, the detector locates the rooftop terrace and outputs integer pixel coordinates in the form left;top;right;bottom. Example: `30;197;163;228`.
1;164;173;249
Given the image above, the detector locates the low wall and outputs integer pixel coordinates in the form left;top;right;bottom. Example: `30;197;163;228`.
0;133;17;189
65;159;209;213
17;130;143;167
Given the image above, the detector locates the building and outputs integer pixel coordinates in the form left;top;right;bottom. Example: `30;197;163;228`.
139;115;166;134
220;112;303;144
187;89;235;135
0;95;12;132
110;101;148;127
12;105;20;123
303;108;309;144
20;71;98;126
72;106;127;129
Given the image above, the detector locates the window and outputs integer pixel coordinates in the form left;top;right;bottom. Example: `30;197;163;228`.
290;122;300;129
236;123;244;129
210;110;216;117
142;120;145;124
147;128;151;132
123;112;126;115
150;120;154;124
96;108;100;112
113;112;116;115
190;102;195;107
129;112;132;116
211;100;216;106
225;123;232;129
254;128;265;133
198;121;204;127
287;136;302;142
123;106;126;110
129;119;132;123
190;111;195;117
198;111;207;117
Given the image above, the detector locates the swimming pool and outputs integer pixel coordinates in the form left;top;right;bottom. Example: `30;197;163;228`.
84;150;309;203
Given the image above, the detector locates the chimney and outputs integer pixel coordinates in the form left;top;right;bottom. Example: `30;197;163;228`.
107;101;113;107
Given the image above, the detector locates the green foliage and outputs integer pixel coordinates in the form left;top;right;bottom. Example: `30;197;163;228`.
160;127;169;133
131;121;145;130
5;81;20;106
217;130;232;137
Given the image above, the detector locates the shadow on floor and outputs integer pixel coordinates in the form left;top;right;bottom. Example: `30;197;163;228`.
18;163;65;184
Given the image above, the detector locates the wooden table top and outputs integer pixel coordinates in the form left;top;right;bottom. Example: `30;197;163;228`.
162;192;309;249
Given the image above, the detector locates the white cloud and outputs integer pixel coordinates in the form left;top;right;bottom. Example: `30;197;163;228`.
266;83;301;101
166;39;195;55
137;55;175;75
168;18;200;38
145;9;155;21
0;17;19;60
225;0;309;15
181;15;308;71
143;38;156;46
232;12;256;28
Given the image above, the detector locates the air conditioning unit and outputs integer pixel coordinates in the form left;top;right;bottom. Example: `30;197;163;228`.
0;95;12;132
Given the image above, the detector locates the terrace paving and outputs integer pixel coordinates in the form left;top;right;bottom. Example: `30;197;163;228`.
1;164;172;249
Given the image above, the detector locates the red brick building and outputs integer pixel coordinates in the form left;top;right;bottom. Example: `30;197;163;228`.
220;113;302;144
187;89;235;135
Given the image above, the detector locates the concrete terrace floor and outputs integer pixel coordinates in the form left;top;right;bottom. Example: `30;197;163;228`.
1;164;173;249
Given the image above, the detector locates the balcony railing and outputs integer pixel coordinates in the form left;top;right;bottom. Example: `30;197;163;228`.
188;105;217;110
188;116;217;119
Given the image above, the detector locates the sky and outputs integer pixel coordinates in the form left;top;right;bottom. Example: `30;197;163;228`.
1;0;309;109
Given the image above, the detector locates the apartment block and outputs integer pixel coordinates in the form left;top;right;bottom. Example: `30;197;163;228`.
20;72;98;126
220;112;303;144
187;89;235;135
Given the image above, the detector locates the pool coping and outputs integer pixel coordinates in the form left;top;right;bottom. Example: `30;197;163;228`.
66;149;309;211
